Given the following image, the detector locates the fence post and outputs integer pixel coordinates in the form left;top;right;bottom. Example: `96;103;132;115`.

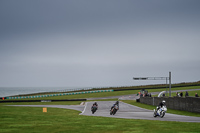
153;97;154;106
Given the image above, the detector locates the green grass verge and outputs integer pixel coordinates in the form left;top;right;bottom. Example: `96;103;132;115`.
0;101;83;105
153;90;200;97
1;105;200;133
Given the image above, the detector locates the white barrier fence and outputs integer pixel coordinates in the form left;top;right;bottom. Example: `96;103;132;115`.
6;89;114;99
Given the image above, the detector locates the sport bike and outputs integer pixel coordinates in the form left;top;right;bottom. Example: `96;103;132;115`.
153;105;167;118
91;105;98;114
110;105;119;115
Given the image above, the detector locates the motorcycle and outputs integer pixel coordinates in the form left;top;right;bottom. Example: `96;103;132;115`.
91;105;98;114
153;105;167;118
110;104;119;115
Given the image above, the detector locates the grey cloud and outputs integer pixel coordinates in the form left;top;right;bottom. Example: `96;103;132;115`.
0;0;200;87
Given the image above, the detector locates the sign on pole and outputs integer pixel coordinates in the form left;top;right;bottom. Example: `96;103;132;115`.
133;72;171;97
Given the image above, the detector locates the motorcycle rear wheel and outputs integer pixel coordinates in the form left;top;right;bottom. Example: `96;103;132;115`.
153;112;157;117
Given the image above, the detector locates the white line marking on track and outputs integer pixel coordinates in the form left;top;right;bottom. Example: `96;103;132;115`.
79;102;88;115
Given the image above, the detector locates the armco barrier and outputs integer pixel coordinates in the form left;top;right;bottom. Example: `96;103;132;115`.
140;96;200;113
5;90;113;100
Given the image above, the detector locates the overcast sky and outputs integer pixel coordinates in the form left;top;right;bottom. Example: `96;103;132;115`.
0;0;200;87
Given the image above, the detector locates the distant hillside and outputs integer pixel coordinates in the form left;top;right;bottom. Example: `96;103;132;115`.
89;81;200;91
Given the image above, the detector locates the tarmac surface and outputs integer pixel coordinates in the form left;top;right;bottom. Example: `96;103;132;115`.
8;101;200;123
80;101;200;122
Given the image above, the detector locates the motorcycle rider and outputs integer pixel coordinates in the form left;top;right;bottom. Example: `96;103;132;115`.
91;102;98;110
93;102;98;106
156;100;166;111
111;101;119;111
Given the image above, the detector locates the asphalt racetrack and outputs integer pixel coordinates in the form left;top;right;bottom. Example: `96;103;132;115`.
81;101;200;122
8;101;200;123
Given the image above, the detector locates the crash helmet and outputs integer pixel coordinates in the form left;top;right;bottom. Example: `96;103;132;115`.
162;100;166;104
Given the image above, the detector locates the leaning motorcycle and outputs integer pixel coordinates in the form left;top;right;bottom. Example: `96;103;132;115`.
91;105;97;114
153;105;167;118
110;105;119;115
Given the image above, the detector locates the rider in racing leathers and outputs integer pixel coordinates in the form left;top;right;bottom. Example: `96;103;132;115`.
111;101;119;111
156;100;166;111
91;102;98;110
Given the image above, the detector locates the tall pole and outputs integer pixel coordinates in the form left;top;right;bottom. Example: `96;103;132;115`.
169;71;171;97
166;77;168;97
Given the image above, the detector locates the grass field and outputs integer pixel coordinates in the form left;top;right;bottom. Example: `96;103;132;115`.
1;85;200;133
1;102;200;133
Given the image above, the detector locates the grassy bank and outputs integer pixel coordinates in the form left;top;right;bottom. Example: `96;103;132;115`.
1;105;200;133
2;86;200;101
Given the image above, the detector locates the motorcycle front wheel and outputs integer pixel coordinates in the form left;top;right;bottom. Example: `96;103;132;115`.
110;110;113;115
113;109;117;115
92;110;96;114
160;111;165;118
